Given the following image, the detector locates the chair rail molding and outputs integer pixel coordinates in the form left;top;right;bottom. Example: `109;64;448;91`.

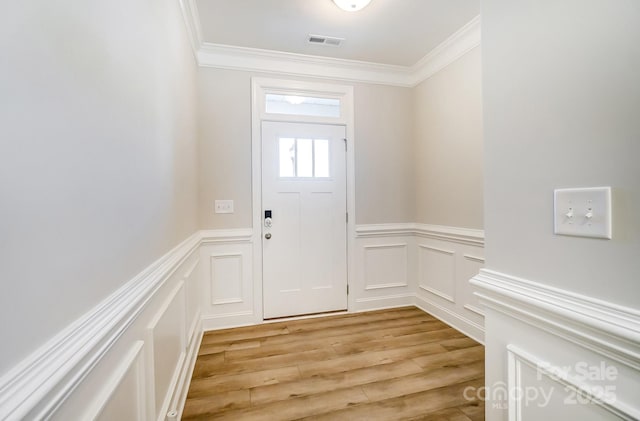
472;269;640;370
0;232;201;420
356;223;484;245
200;228;253;244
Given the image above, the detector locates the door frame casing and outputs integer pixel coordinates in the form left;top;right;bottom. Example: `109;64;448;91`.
251;77;356;321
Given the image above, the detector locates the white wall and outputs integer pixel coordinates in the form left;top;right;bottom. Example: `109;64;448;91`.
197;68;415;229
414;46;484;229
482;0;640;307
0;0;199;377
354;83;415;224
480;0;640;419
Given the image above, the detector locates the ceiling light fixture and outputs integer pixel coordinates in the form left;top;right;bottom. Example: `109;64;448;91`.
332;0;372;12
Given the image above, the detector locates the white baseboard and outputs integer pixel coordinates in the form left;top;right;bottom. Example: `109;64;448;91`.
201;310;258;332
414;294;484;344
352;293;415;312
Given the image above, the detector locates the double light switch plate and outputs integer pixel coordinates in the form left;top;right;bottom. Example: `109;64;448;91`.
554;187;612;239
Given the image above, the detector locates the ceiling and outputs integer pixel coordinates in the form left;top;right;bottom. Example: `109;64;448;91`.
194;0;480;67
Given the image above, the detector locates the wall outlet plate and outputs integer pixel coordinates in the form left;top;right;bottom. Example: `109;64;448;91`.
554;187;611;239
215;200;234;214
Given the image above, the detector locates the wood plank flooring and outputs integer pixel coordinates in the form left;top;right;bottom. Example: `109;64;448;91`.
183;306;485;420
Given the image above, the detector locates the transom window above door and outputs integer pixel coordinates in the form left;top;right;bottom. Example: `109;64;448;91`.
266;94;341;118
279;137;330;178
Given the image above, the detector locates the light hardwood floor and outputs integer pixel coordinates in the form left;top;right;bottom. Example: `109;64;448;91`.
183;306;485;420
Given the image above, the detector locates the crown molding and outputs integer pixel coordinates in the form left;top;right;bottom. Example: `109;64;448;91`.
408;15;481;85
177;0;203;59
197;42;413;86
178;2;481;87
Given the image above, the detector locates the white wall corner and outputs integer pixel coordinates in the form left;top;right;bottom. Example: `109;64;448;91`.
414;294;485;344
176;0;204;60
408;15;481;85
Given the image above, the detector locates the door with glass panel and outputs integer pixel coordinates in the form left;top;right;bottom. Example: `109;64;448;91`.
262;121;347;319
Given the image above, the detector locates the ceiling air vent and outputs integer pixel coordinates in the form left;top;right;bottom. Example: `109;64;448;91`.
307;34;344;47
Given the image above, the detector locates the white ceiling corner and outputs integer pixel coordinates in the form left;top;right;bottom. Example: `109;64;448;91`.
178;0;480;87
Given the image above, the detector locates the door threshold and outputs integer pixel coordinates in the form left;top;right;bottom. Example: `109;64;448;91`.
263;309;349;323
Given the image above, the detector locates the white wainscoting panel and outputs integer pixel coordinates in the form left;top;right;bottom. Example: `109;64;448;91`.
353;225;416;312
210;253;244;305
184;257;201;345
461;254;485;317
418;244;456;302
364;244;409;290
507;345;633;420
88;341;146;421
146;281;186;421
354;223;485;336
200;229;257;330
414;224;485;343
474;270;640;420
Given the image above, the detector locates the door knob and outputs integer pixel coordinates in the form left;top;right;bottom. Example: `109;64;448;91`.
265;233;272;240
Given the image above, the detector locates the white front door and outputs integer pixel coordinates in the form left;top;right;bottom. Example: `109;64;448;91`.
262;121;348;319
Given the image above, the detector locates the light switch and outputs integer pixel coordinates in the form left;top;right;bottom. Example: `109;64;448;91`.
554;187;611;239
215;200;234;214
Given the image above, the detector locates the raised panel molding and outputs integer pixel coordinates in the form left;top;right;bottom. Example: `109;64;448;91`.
462;254;485;317
177;0;480;87
209;253;244;305
146;281;187;421
471;269;640;371
507;345;638;420
86;341;146;421
463;304;485;317
363;243;409;290
183;257;201;347
200;229;256;331
418;244;456;303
